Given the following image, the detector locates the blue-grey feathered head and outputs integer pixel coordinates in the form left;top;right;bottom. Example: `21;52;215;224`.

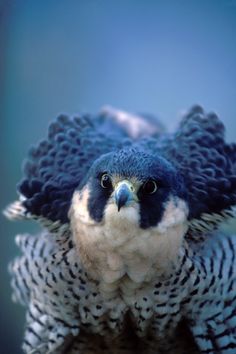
74;147;188;230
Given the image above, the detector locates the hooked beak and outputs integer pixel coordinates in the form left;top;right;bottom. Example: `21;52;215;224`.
114;180;136;211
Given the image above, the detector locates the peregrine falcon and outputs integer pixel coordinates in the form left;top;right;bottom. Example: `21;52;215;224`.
5;106;236;353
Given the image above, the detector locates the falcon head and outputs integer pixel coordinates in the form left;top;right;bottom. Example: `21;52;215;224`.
70;148;189;282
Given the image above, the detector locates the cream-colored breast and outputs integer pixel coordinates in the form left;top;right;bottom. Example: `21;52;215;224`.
69;187;189;289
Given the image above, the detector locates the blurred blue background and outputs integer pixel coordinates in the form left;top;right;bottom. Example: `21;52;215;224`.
1;0;236;352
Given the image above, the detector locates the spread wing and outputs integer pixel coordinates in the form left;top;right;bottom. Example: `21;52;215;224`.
159;106;236;236
4;108;163;231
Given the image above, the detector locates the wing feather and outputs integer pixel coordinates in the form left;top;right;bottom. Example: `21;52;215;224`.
160;106;236;234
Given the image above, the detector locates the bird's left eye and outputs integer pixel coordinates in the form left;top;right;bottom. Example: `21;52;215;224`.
143;180;158;194
100;174;112;189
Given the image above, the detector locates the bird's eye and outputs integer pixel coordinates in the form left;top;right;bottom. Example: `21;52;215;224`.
143;180;158;194
100;174;112;189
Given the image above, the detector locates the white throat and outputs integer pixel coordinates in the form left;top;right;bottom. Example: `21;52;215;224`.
69;189;189;286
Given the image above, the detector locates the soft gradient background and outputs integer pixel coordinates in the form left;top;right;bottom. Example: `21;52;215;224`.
1;0;236;352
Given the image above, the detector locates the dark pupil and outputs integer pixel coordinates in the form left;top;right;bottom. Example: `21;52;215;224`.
102;175;111;188
144;181;156;194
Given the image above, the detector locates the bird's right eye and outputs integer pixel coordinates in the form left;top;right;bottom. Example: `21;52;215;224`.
100;174;112;189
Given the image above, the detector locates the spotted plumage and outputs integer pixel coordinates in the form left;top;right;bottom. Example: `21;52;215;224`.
5;106;236;353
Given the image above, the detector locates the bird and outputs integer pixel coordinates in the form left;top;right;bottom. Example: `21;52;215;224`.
5;105;236;354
